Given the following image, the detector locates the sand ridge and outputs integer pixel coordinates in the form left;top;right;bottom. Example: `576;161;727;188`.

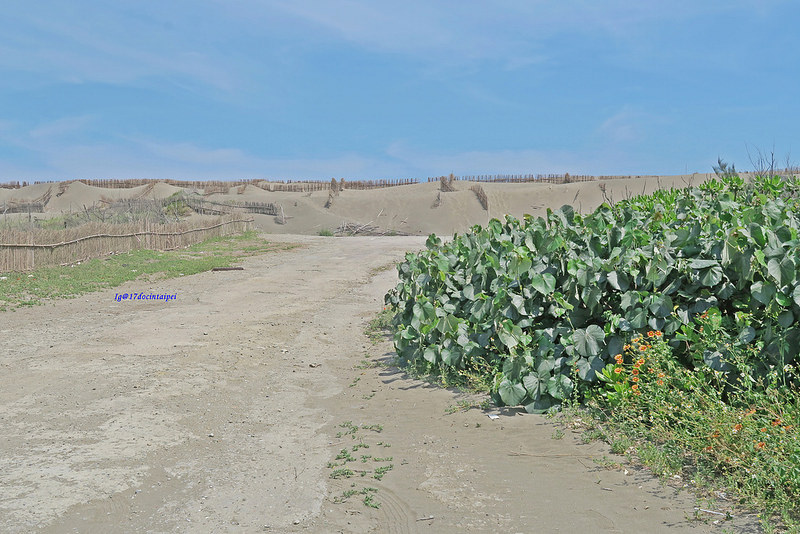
1;174;715;236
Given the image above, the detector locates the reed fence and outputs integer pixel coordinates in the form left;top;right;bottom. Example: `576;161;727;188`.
0;215;253;272
1;200;46;214
426;173;606;184
181;195;279;216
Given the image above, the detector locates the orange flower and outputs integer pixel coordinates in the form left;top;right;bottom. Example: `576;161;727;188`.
657;372;665;378
744;408;756;416
772;419;782;427
637;358;645;366
647;331;655;338
633;389;642;396
755;441;766;450
639;345;648;351
631;384;639;391
614;367;623;374
631;368;640;376
760;427;767;432
623;344;632;351
614;354;624;364
711;431;720;438
655;331;662;337
703;445;713;452
657;379;664;386
733;423;743;433
632;376;640;383
784;425;793;431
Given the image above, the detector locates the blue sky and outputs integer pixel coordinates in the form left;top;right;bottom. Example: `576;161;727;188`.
1;1;798;181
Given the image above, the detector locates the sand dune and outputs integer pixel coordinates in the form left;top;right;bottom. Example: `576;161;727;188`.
1;174;715;235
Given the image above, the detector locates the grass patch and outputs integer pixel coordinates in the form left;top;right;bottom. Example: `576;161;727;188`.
318;228;334;236
327;422;395;509
444;398;492;415
0;230;297;311
364;306;395;343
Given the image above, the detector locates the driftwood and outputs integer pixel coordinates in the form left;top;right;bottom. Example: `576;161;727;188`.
335;221;410;236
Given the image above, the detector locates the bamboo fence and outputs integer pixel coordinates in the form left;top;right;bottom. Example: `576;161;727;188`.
427;173;605;184
0;215;253;272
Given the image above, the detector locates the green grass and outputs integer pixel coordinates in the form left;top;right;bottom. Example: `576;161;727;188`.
364;306;395;343
318;228;334;236
0;230;298;311
327;422;394;509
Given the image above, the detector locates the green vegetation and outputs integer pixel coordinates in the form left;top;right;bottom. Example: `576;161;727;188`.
364;306;395;343
327;422;395;509
386;173;800;528
0;230;296;310
318;228;334;236
579;329;800;530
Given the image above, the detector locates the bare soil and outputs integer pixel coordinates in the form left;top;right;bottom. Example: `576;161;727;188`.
0;235;760;533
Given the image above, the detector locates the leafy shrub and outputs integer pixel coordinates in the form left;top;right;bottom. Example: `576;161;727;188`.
385;174;800;413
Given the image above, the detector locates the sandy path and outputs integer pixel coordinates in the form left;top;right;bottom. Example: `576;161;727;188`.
0;235;757;533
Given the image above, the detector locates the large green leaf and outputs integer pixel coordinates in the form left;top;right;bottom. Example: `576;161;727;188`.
576;356;605;382
498;379;527;406
752;281;776;306
531;273;556;295
522;374;541;397
607;271;630;291
699;265;723;287
573;325;605;357
547;374;573;400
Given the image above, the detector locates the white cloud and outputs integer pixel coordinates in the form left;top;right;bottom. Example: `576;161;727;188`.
28;116;94;139
0;3;241;92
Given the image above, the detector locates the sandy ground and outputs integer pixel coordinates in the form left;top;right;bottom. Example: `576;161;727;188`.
0;234;762;533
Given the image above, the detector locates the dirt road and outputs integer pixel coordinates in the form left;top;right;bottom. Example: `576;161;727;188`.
0;235;758;533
